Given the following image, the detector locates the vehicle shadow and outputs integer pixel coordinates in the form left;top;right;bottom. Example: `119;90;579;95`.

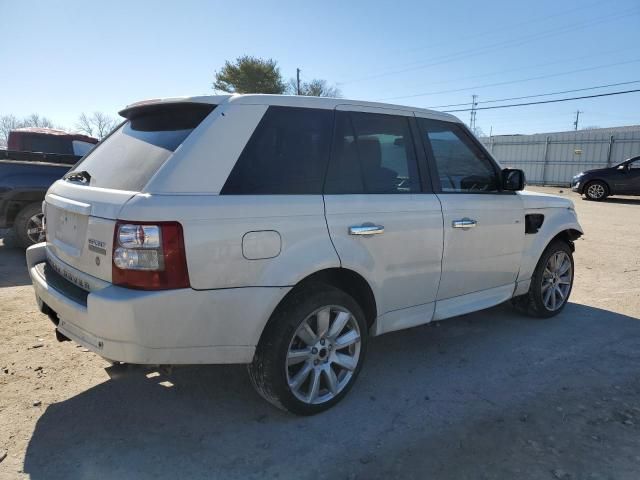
580;196;640;205
0;231;30;287
23;303;640;479
603;197;640;205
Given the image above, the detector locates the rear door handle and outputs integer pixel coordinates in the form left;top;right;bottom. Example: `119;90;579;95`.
452;218;477;229
349;224;385;236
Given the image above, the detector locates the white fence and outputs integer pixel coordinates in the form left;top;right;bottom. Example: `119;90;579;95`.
480;125;640;186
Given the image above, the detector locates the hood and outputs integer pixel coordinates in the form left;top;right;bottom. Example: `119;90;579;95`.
518;190;574;209
579;167;612;176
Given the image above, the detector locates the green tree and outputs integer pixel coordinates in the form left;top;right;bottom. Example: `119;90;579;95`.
213;56;286;94
288;78;341;97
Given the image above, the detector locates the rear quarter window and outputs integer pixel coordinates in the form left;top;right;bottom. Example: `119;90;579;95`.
67;103;214;191
221;106;333;195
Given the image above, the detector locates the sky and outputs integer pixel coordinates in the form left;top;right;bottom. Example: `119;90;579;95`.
1;0;639;136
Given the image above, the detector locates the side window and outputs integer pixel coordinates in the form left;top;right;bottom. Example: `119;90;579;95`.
221;106;333;194
419;118;498;193
629;159;640;169
325;111;420;194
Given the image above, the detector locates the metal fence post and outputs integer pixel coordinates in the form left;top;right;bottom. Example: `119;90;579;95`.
541;136;550;185
606;135;615;167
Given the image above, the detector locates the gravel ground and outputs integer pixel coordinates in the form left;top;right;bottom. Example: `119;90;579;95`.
0;186;639;480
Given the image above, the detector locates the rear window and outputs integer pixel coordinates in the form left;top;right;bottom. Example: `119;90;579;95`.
66;103;214;191
26;134;73;155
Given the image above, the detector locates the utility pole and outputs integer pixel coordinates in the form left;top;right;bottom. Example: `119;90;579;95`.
573;110;582;131
296;68;301;95
469;94;478;132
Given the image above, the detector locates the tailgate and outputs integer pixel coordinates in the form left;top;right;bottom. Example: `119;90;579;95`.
44;181;136;283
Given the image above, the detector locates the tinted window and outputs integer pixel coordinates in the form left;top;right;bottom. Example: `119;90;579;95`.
28;135;73;155
68;103;214;191
222;107;333;194
419;119;498;192
325;111;420;194
629;159;640;169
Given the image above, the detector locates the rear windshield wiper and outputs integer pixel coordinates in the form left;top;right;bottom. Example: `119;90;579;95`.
64;170;92;185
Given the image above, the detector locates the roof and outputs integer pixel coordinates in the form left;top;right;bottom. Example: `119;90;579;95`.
121;94;460;122
11;127;98;143
13;127;71;136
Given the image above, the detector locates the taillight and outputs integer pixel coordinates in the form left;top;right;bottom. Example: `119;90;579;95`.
112;221;190;290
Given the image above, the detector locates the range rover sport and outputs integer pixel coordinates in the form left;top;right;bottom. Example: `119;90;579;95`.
27;94;583;414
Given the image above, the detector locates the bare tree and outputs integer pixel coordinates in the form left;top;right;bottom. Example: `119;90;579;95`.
471;126;485;138
75;112;119;139
0;114;21;147
287;78;341;97
23;113;54;128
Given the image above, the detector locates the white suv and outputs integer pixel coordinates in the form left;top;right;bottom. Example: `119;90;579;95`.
27;95;583;414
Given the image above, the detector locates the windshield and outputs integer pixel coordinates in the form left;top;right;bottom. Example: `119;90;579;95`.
66;103;215;191
614;157;639;168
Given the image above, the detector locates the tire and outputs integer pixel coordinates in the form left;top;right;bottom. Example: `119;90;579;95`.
248;283;368;415
584;180;608;201
511;240;574;318
13;202;45;248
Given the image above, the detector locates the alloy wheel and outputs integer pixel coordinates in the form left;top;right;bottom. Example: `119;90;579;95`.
587;183;605;199
26;213;45;244
541;251;572;311
286;305;361;405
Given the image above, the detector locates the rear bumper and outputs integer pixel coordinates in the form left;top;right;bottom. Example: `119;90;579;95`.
26;243;290;364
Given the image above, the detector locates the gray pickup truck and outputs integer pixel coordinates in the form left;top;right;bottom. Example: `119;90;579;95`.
0;128;98;247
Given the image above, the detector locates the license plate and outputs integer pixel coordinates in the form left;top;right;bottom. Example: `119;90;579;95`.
46;252;92;291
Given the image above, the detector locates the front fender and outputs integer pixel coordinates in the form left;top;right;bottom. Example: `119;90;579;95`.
517;207;583;284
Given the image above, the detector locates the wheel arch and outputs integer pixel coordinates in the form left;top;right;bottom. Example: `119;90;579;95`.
257;267;378;346
549;228;582;252
518;211;583;285
1;189;46;228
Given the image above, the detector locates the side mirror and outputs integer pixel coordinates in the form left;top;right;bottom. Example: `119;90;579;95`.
502;168;525;191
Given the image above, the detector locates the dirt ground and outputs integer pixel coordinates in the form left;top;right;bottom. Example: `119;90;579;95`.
0;186;639;480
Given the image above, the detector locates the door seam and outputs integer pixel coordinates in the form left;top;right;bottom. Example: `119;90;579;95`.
322;194;343;268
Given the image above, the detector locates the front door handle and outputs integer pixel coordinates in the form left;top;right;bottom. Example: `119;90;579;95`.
452;218;477;229
349;224;385;236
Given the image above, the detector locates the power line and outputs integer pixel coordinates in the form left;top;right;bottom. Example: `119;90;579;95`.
389;0;607;57
427;79;640;109
379;58;640;101
396;45;634;94
442;89;640;113
340;7;639;86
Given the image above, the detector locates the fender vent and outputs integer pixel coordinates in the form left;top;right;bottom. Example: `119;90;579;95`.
525;214;545;234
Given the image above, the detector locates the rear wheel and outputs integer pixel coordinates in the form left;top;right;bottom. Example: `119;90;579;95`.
584;181;608;201
14;202;45;248
248;284;367;415
512;240;574;318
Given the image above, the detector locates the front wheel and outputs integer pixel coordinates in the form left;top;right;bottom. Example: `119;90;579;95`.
584;181;608;201
248;284;367;415
512;240;574;318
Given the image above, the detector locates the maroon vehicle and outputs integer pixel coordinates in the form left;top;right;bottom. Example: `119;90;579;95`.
7;127;98;159
0;128;99;247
